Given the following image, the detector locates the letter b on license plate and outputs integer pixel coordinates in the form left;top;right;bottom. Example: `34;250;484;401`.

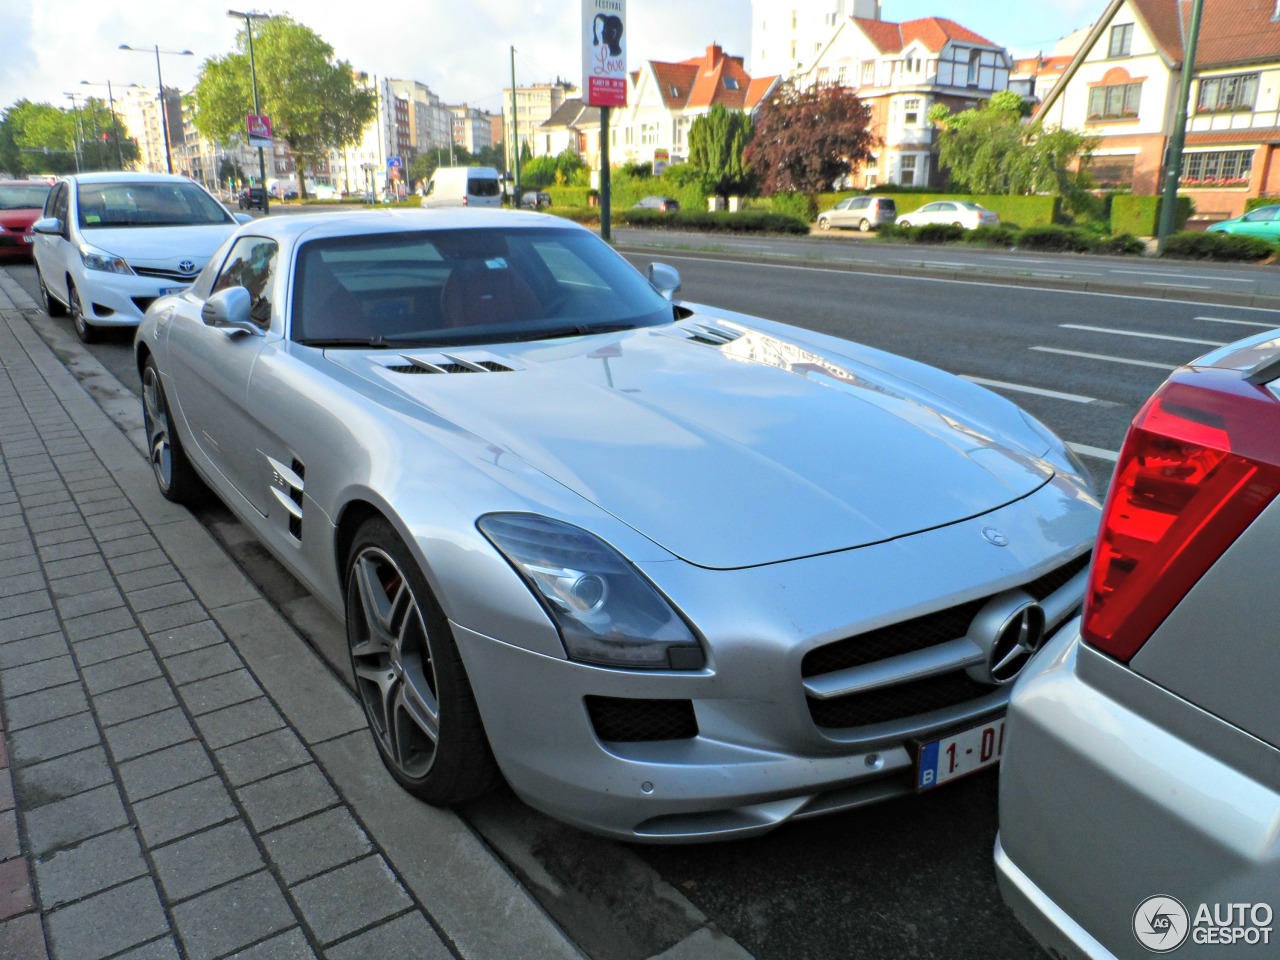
916;717;1006;790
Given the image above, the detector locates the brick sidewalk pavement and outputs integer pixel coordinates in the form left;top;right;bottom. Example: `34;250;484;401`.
0;281;582;959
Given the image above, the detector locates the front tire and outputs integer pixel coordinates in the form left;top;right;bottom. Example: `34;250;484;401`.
817;217;831;231
68;282;97;344
38;268;66;317
346;517;499;806
141;357;205;504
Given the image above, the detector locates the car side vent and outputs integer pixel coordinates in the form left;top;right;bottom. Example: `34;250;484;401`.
387;355;515;375
683;323;743;346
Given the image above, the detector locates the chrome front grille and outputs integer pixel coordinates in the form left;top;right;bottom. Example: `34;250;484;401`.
133;266;199;282
803;552;1090;731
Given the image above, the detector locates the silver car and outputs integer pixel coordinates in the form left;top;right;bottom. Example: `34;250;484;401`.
817;195;897;232
135;209;1099;841
997;330;1280;957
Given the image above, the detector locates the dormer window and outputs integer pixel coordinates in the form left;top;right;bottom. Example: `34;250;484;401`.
670;85;680;97
725;77;740;90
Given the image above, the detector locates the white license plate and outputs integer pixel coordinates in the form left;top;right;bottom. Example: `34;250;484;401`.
22;235;34;243
916;717;1006;790
159;286;186;295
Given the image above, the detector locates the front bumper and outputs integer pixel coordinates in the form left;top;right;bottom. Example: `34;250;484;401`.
77;270;194;326
997;627;1280;958
450;477;1098;842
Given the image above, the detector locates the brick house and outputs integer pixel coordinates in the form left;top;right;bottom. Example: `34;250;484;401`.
1037;0;1280;219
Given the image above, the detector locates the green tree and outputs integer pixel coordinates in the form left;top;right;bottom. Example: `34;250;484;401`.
930;91;1097;198
688;103;753;199
192;16;376;198
744;82;875;194
521;149;586;189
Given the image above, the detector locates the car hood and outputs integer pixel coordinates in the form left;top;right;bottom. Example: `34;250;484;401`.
80;223;236;263
330;320;1056;569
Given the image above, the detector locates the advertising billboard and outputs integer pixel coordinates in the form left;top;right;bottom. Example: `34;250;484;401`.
246;114;272;148
582;0;627;108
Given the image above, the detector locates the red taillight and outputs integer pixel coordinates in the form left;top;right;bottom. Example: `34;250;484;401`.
1083;374;1280;662
463;196;469;206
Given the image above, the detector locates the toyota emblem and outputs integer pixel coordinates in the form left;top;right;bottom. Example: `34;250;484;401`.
985;602;1046;684
178;259;196;274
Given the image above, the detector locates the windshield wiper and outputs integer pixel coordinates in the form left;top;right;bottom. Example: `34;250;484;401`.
508;322;633;343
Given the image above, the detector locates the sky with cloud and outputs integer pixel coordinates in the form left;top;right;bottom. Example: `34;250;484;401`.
2;0;1105;116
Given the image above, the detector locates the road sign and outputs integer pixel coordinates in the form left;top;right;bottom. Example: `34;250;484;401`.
246;115;272;148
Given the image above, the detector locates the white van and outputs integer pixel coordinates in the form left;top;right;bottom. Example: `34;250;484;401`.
421;166;503;208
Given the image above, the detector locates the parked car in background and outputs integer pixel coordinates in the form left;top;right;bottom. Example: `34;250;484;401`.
519;190;552;210
997;329;1280;959
0;179;53;261
817;195;897;232
134;208;1100;842
32;172;244;342
632;195;680;213
238;186;266;210
421;166;503;209
897;201;999;230
1205;204;1280;241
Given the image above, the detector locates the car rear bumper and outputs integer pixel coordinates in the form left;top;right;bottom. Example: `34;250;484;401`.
998;626;1280;957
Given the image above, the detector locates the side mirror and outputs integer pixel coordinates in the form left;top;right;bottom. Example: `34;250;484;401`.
646;263;682;301
32;217;63;236
201;286;259;335
232;212;254;225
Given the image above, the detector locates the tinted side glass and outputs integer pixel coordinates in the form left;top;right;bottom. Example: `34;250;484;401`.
469;178;501;197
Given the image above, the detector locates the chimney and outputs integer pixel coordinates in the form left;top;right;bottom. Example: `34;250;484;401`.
706;44;723;67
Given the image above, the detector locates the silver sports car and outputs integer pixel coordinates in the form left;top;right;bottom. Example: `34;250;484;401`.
135;209;1100;842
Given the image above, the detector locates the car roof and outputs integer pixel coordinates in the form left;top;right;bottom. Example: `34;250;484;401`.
58;171;200;186
0;180;51;187
237;208;585;245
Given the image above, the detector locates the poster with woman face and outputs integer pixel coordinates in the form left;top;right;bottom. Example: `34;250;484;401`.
582;0;627;107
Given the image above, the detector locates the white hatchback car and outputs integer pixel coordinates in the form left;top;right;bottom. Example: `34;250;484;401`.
33;172;245;342
896;200;1000;230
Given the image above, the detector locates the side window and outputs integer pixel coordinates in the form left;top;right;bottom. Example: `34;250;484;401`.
850;198;868;210
212;237;279;329
51;184;69;223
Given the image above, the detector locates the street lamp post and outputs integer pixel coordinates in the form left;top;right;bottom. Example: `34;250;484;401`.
119;43;194;174
227;10;272;214
80;80;125;169
62;94;84;173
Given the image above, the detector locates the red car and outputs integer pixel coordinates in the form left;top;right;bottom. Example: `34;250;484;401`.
0;180;53;261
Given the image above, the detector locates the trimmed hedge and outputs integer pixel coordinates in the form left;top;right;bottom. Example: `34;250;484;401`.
1161;231;1274;261
1244;196;1280;214
1110;195;1192;236
962;225;1021;248
815;191;1061;227
768;192;819;222
618;209;809;234
1017;225;1103;253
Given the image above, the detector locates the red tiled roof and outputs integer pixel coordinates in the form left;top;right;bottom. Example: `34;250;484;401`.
852;15;998;55
644;45;777;111
1186;127;1280;144
1130;0;1280;67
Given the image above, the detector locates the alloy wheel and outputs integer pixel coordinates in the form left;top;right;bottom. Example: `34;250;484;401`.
142;365;172;492
348;546;441;779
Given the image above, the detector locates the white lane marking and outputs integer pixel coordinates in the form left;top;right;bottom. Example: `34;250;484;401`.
961;375;1101;404
1111;269;1254;283
1197;316;1280;329
1061;324;1228;346
1033;270;1105;277
921;261;973;268
1068;442;1119;462
1030;346;1176;370
639;253;1280;312
1144;281;1212;290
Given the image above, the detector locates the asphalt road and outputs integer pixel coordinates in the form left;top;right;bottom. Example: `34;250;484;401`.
8;255;1279;960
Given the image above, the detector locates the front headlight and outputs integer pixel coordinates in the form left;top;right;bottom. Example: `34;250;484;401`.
1019;409;1094;489
79;244;134;275
478;513;704;670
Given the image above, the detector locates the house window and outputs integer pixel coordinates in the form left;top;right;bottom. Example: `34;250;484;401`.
837;65;847;85
967;50;982;86
1180;150;1253;187
1198;74;1260;113
1088;82;1142;120
900;154;918;186
725;77;740;90
1109;23;1133;57
791;10;797;29
904;98;921;124
862;61;875;84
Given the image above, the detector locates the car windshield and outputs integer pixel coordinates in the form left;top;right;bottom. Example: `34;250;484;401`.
0;183;52;210
77;181;232;228
291;226;675;347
